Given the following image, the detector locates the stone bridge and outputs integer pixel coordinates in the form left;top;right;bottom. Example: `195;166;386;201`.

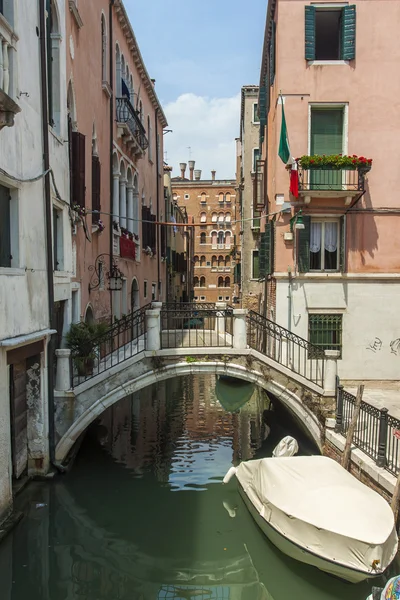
54;302;341;464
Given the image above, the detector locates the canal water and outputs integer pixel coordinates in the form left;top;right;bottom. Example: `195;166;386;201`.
0;374;396;600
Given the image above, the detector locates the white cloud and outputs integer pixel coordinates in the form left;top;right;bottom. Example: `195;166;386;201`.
163;93;241;181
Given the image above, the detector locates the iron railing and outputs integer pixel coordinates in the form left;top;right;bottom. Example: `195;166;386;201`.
247;311;325;387
70;303;150;388
298;166;366;193
160;304;233;349
116;97;148;152
336;385;400;476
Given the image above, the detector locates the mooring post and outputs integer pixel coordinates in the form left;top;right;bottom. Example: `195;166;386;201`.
323;350;340;397
377;407;389;468
215;302;227;336
341;384;364;470
335;384;344;433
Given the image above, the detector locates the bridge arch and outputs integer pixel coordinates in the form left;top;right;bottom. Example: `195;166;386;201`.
55;360;323;463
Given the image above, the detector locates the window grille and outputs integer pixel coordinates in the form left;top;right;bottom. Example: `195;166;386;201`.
308;314;342;358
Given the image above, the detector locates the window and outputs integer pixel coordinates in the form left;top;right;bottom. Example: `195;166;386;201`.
225;192;231;203
310;107;344;189
184;193;190;200
211;212;217;223
200;192;207;204
309;314;342;357
224;277;230;288
200;296;206;301
193;255;199;265
200;255;206;266
251;207;261;229
218;277;223;287
225;255;230;267
217;231;224;245
305;5;356;62
53;206;64;271
218;255;224;267
253;103;259;123
252;250;259;279
0;0;14;24
148;116;152;162
151;283;156;301
91;155;101;224
200;276;206;288
211;255;217;267
194;276;199;287
200;232;206;244
144;280;148;298
252;148;260;173
46;0;61;132
200;212;206;223
71;131;86;207
225;212;231;224
218;192;224;203
0;184;13;268
194;296;198;301
298;216;345;273
101;14;107;81
211;231;217;247
225;296;230;301
218;296;223;301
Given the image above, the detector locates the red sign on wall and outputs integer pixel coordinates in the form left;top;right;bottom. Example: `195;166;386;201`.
119;236;136;261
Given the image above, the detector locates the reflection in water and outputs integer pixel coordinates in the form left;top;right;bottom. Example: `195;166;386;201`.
0;374;393;600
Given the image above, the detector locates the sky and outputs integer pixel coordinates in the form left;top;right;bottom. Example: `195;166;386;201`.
124;0;267;180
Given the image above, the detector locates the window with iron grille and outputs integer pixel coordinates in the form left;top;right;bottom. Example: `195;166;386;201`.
308;314;342;358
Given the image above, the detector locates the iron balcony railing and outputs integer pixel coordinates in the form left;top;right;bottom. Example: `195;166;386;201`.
336;383;400;476
298;166;367;193
247;310;325;387
70;303;150;388
116;97;149;152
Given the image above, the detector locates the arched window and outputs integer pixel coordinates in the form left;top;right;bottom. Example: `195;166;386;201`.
200;276;206;288
225;231;231;248
211;212;217;223
46;0;61;132
121;54;126;96
225;212;231;223
200;212;207;223
218;192;224;203
133;174;139;238
115;44;121;96
200;232;206;244
218;212;224;224
217;231;224;244
225;277;231;288
92;123;100;224
218;277;224;287
211;231;217;246
211;255;217;267
101;14;107;82
225;255;231;266
194;276;199;287
200;255;206;266
193;255;199;265
139;101;143;122
200;192;207;204
218;255;224;266
225;192;231;203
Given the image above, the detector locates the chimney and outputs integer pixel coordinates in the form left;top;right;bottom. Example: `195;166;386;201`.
151;79;156;86
188;160;195;181
180;162;187;179
194;169;201;181
211;170;216;181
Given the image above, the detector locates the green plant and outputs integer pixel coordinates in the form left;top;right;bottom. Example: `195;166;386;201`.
185;356;197;363
298;154;372;170
66;321;109;375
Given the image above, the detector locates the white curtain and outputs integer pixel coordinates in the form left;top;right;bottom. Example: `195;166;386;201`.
310;222;321;253
324;222;338;252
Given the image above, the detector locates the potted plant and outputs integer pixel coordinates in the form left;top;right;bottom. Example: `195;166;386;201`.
66;321;109;376
298;154;372;171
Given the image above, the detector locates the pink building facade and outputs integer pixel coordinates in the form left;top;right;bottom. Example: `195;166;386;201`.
67;0;167;325
258;0;400;382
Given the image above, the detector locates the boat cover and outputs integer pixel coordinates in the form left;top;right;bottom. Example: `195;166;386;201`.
238;456;398;574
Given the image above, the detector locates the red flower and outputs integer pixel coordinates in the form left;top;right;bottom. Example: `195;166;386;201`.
367;159;372;163
352;159;356;164
310;159;315;164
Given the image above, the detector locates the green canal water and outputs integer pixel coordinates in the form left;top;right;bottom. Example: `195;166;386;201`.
0;374;396;600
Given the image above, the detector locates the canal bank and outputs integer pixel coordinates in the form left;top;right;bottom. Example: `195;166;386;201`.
0;374;397;599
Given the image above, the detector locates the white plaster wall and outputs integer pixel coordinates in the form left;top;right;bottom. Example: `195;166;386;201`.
276;277;400;381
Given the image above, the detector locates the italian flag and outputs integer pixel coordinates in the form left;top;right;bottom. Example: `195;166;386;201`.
278;96;299;199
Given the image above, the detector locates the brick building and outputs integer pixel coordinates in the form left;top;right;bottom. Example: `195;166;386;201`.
172;162;240;304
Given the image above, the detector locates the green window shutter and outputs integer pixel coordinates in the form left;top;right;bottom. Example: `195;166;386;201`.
0;185;11;268
259;222;273;277
234;262;241;284
339;215;346;273
341;5;356;60
252;252;259;279
310;109;343;155
305;6;316;61
269;21;276;85
259;86;266;125
297;215;311;273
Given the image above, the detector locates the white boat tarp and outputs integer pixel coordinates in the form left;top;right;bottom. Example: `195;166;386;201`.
239;456;398;574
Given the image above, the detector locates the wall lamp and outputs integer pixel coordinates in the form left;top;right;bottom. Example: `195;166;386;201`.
290;209;305;232
88;254;124;293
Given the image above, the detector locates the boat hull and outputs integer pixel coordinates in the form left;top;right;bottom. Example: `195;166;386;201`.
238;482;379;584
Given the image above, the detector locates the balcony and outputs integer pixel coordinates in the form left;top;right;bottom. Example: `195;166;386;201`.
296;156;370;205
0;15;20;129
116;97;148;157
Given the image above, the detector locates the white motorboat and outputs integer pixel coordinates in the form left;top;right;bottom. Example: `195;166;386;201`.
223;449;398;584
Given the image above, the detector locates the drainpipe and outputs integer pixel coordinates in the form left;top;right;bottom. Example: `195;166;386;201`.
39;0;56;464
155;107;161;299
109;0;115;320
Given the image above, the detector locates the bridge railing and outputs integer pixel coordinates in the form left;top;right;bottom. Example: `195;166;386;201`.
247;310;325;387
336;384;400;476
70;303;150;387
160;302;233;349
